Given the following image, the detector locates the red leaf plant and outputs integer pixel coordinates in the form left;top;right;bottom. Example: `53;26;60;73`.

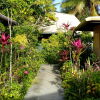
63;23;75;31
59;50;69;62
63;23;70;30
0;33;10;50
72;39;84;68
72;39;83;49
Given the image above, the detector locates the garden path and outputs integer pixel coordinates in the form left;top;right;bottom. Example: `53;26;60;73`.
24;64;64;100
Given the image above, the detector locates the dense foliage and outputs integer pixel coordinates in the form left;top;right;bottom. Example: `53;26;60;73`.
42;23;100;100
41;32;70;64
0;0;56;24
61;61;100;100
61;0;100;20
0;25;45;100
0;0;56;99
0;0;100;100
41;27;93;66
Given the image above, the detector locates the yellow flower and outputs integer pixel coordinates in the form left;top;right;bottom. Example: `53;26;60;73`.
13;34;28;47
64;42;67;45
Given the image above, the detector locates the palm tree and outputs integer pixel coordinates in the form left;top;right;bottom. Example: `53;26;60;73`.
61;0;100;18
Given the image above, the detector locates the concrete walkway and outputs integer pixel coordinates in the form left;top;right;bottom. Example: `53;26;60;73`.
24;64;64;100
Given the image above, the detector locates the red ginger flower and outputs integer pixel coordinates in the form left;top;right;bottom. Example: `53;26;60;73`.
72;39;83;49
0;33;10;48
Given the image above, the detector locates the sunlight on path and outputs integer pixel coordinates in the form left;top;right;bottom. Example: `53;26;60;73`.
24;64;64;100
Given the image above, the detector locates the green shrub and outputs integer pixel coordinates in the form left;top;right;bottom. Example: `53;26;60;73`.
61;61;100;100
0;25;45;100
80;32;93;43
0;47;44;100
13;25;40;46
0;23;5;31
41;32;72;64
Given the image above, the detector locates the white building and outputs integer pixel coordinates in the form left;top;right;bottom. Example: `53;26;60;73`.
40;12;80;34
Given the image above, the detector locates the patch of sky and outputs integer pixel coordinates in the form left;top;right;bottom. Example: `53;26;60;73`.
53;0;63;12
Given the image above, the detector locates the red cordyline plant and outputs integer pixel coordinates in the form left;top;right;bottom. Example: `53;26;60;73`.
72;39;84;68
58;23;75;62
0;33;10;70
63;23;70;30
72;39;83;49
0;32;10;51
63;23;75;31
59;50;69;62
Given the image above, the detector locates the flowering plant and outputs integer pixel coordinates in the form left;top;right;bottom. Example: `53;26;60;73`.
59;50;69;62
0;33;10;49
72;39;85;68
63;23;70;30
63;23;75;31
13;34;28;48
0;33;10;68
72;39;83;49
24;70;29;75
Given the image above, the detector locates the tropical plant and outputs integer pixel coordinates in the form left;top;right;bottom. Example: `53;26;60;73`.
0;29;45;100
0;0;56;25
61;61;100;100
61;0;100;20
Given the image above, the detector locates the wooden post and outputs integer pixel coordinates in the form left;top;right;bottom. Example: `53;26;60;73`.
94;25;100;58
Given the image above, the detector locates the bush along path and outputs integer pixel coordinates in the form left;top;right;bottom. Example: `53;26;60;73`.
24;64;64;100
41;23;100;100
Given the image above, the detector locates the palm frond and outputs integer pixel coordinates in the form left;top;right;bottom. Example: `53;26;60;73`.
62;0;82;8
76;1;85;13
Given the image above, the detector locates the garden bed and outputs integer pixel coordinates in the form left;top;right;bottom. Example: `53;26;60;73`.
41;24;100;100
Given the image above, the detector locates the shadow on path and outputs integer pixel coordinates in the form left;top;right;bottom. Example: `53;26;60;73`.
24;64;64;100
25;90;64;100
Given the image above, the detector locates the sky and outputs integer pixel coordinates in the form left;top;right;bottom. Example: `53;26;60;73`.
53;0;63;12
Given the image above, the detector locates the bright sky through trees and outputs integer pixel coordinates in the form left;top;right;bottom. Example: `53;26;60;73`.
53;0;63;12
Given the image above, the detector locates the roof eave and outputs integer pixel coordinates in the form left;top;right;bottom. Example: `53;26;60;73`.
74;17;100;32
0;14;18;26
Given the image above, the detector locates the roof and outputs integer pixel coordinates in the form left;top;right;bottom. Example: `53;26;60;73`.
0;14;17;26
74;16;100;31
40;12;80;34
